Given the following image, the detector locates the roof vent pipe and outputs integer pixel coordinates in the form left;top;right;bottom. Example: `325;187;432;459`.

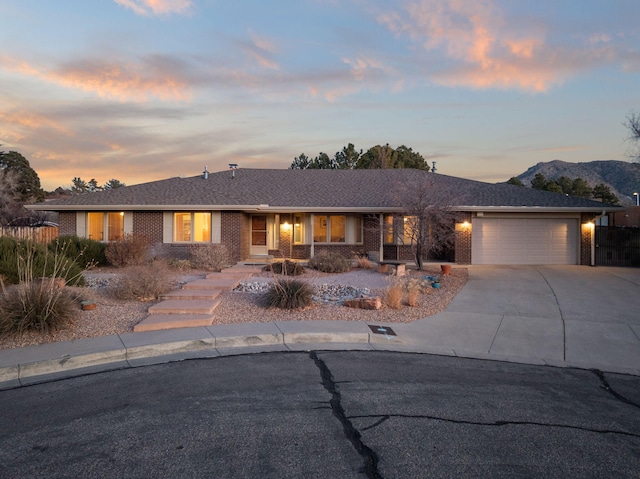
203;166;209;179
229;163;238;179
431;161;437;173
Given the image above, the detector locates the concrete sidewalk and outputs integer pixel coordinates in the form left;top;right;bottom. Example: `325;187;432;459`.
1;265;639;389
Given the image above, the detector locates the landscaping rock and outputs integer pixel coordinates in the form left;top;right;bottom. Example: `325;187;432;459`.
343;297;382;310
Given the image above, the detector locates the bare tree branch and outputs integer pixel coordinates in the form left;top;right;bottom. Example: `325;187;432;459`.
623;111;640;162
395;174;463;270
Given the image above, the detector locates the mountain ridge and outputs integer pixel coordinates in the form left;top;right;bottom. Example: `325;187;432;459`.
514;160;640;205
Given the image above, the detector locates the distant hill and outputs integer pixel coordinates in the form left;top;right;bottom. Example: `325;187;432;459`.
515;160;640;205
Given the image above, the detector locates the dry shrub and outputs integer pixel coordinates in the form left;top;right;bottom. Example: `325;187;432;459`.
263;260;305;276
189;244;231;271
105;233;151;267
0;281;78;336
263;278;314;309
384;282;403;309
110;261;173;301
354;255;374;270
308;252;351;273
0;240;92;336
406;285;421;307
166;258;192;271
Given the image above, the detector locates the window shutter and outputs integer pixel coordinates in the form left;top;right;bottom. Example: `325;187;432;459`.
163;212;173;243
124;212;133;235
76;212;86;238
211;211;221;243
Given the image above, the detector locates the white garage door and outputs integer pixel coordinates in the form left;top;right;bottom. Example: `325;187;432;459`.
472;218;579;265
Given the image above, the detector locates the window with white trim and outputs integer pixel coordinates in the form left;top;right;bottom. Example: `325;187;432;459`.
87;212;124;241
174;212;211;242
383;214;419;245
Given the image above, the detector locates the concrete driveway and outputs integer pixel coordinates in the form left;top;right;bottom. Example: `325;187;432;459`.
397;265;640;374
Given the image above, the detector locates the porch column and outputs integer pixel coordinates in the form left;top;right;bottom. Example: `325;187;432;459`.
379;213;384;262
310;213;314;258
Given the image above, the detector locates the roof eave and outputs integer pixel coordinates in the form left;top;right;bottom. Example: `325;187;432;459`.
458;206;622;213
27;204;622;213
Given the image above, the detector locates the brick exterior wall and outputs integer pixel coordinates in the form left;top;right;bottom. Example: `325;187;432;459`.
580;213;596;266
58;212;76;236
383;244;414;261
221;211;249;262
363;215;381;258
133;212;163;243
313;244;361;258
455;213;472;264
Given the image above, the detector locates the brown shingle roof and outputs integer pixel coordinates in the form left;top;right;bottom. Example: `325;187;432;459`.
31;168;618;211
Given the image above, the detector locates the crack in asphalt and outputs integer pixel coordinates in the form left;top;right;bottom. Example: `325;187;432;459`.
352;413;640;438
592;369;640;409
309;352;382;479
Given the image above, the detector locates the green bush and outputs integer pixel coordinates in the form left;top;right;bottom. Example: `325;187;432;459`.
0;281;78;336
50;235;107;268
109;261;173;300
262;278;314;309
308;252;351;273
0;238;85;286
262;260;305;276
105;233;151;267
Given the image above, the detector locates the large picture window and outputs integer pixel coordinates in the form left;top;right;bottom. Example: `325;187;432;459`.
87;212;124;241
314;215;346;243
174;212;211;243
384;214;417;245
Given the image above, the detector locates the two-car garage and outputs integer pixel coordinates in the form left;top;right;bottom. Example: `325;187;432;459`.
471;216;580;265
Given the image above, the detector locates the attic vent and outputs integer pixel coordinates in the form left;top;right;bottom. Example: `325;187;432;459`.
203;166;208;179
229;163;238;178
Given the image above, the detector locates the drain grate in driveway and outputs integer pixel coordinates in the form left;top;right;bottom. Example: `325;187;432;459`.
368;325;397;336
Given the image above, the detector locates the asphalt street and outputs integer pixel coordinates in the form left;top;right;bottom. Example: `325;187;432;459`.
1;351;639;478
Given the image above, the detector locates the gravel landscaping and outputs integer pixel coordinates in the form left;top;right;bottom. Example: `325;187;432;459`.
0;265;467;350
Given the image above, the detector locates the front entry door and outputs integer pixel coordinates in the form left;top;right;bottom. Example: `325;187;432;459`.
250;215;268;256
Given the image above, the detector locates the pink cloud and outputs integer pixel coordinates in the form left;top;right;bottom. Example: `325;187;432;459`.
374;0;601;92
0;56;191;102
0;110;71;135
114;0;192;16
237;34;280;71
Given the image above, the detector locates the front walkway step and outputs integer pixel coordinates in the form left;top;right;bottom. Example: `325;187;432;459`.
205;273;251;281
183;278;240;291
134;313;215;332
160;289;222;301
148;299;221;315
222;266;262;274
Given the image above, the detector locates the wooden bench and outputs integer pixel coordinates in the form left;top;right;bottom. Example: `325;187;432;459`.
378;260;407;276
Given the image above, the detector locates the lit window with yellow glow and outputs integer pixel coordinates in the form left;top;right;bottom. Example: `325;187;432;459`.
87;212;124;241
314;215;346;243
174;212;211;243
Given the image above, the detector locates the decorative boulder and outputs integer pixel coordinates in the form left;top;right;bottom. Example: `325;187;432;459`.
343;297;382;310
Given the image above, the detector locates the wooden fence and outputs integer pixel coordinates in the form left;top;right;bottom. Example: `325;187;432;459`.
0;226;59;244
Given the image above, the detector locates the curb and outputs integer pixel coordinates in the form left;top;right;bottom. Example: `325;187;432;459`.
2;320;639;390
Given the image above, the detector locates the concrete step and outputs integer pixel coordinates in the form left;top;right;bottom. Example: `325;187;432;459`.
134;313;216;332
160;289;222;301
148;299;221;315
182;278;240;291
222;266;263;274
205;272;253;280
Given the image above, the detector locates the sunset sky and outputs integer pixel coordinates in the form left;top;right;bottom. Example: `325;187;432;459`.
1;0;639;191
